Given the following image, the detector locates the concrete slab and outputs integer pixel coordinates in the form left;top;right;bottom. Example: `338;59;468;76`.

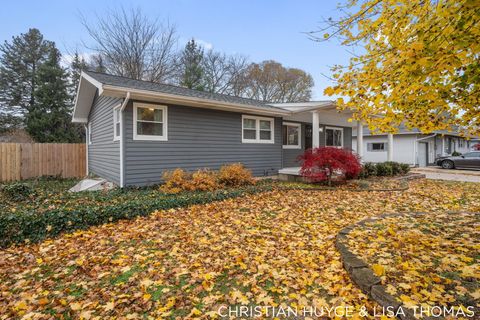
69;179;116;192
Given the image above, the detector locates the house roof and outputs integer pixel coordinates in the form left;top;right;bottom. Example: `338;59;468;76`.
85;71;284;111
73;71;353;123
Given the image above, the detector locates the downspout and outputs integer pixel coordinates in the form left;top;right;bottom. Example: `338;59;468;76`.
119;92;131;188
84;124;89;176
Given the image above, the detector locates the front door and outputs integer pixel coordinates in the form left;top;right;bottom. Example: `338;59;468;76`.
418;142;428;167
305;124;312;150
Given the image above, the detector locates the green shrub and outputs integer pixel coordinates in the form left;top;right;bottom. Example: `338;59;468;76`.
0;183;272;248
399;163;411;174
384;161;402;175
451;151;462;156
375;162;394;176
358;162;377;179
1;183;35;201
358;161;409;178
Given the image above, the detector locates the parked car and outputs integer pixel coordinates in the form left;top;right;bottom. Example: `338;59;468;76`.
436;151;480;169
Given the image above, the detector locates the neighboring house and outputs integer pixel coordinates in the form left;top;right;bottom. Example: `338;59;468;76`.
352;126;477;167
73;71;356;187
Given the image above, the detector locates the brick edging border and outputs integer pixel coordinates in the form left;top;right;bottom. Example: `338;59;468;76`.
336;212;437;320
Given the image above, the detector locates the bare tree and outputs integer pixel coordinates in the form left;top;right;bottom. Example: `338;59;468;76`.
202;51;249;95
81;7;178;82
240;60;313;102
224;54;250;96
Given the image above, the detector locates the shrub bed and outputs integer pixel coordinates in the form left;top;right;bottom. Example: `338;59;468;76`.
0;181;272;248
358;161;410;179
160;163;255;193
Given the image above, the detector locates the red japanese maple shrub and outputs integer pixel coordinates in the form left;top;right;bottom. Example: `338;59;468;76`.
473;143;480;151
298;147;362;185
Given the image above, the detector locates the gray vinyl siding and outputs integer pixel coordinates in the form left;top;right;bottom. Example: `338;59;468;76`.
281;123;353;167
123;101;282;186
87;95;122;185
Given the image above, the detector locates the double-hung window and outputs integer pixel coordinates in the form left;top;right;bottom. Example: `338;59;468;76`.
242;115;274;143
133;103;168;141
325;127;343;147
282;122;301;149
113;106;121;141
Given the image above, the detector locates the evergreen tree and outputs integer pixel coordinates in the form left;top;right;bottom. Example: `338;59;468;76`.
0;28;53;127
179;39;205;90
26;47;82;142
69;52;88;97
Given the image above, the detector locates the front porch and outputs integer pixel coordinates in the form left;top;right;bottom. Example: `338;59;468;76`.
274;101;366;169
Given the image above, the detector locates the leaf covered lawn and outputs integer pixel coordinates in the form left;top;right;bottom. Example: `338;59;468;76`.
0;179;479;319
344;211;479;315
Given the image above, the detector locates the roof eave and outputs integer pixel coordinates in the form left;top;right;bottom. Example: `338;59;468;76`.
72;72;104;123
102;85;291;116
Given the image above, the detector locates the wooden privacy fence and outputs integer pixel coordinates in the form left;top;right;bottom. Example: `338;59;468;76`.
0;143;86;182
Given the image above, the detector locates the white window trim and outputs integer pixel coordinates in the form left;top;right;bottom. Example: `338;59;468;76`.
241;115;274;144
282;122;301;149
87;122;92;145
133;103;168;141
113;104;121;141
325;126;344;148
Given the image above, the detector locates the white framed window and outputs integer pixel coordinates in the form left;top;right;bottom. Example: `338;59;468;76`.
282;122;301;149
325;127;343;147
133;103;168;141
458;138;465;148
367;142;387;152
242;115;274;144
113;105;121;141
87;122;92;145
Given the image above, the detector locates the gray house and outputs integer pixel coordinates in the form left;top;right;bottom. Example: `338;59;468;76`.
73;71;356;187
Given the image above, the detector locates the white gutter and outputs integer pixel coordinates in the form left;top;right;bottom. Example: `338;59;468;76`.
102;85;291;117
416;133;437;141
84;124;89;176
119;92;130;187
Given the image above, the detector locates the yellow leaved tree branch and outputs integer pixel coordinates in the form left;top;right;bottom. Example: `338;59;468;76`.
312;0;480;136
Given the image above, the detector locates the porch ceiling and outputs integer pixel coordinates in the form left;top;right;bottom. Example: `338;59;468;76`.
282;108;355;127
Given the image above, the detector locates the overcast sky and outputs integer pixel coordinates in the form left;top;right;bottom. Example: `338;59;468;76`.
0;0;352;100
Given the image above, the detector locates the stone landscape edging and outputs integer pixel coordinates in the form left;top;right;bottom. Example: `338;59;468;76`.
336;212;440;320
277;173;425;192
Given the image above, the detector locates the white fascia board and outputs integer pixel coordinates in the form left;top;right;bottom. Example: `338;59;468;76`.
72;72;105;123
72;117;88;123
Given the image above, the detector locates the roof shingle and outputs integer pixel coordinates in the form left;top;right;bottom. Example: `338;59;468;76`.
85;71;284;111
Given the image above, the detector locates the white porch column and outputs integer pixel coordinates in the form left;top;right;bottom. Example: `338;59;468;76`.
441;136;446;156
312;111;320;148
356;121;363;159
387;133;394;161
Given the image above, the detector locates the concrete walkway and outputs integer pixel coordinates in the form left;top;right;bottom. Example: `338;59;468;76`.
411;167;480;183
